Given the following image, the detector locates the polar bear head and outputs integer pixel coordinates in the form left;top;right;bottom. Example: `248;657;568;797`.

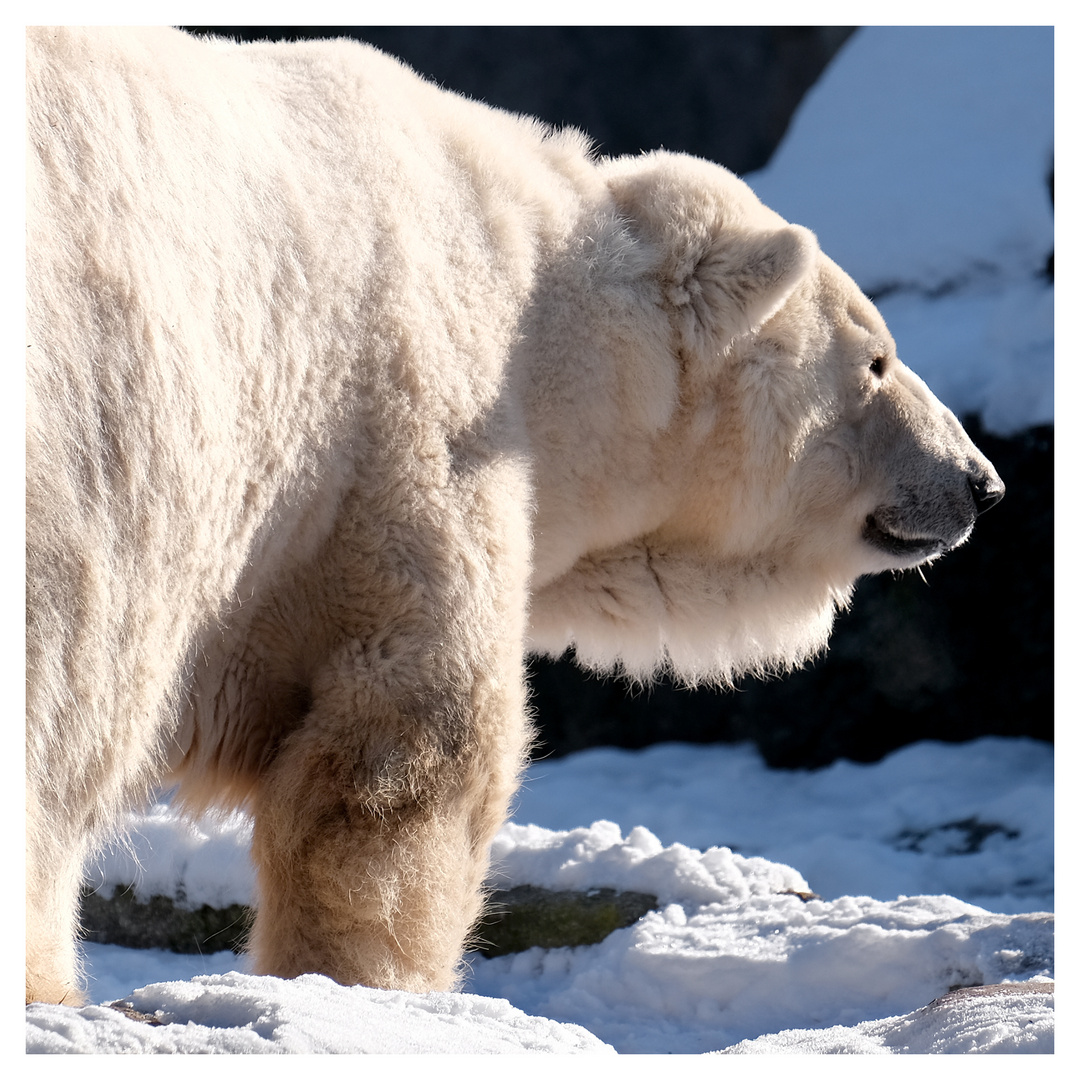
525;151;1003;686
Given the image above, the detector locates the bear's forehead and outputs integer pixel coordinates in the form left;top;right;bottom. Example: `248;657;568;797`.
813;257;894;349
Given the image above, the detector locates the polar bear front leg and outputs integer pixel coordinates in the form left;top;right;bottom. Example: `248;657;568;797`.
247;646;528;992
242;448;533;991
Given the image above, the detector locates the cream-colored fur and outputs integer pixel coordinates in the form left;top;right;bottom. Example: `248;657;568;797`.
26;26;1002;1005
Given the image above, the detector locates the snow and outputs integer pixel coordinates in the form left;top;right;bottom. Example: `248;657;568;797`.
25;25;1054;1055
469;808;1052;1054
505;739;1053;913
28;737;1053;1054
85;801;257;913
719;983;1055;1055
749;26;1053;294
26;973;613;1054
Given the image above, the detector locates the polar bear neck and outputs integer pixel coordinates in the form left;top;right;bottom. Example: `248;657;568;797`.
526;537;853;687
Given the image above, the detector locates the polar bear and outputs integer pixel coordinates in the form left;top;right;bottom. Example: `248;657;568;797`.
26;26;1003;1005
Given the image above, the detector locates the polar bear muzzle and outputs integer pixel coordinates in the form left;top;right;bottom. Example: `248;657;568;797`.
862;458;1004;567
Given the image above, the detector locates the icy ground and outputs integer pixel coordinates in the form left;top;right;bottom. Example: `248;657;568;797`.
26;24;1054;1055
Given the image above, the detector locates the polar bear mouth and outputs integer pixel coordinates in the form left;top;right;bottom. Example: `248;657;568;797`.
862;513;949;562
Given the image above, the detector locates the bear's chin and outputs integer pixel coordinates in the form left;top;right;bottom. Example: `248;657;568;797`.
862;514;947;561
861;511;974;569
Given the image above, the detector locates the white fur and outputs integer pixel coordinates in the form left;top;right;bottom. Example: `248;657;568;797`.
26;26;1001;1004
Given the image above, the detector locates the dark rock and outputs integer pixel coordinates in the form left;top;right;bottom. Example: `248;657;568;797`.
108;1001;163;1025
472;885;659;957
79;885;251;955
79;884;659;958
894;818;1020;856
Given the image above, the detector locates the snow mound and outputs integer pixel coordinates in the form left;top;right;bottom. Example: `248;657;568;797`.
467;839;1053;1053
489;819;810;906
719;981;1054;1055
25;971;615;1054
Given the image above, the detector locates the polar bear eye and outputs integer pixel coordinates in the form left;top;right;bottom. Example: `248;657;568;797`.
869;355;887;378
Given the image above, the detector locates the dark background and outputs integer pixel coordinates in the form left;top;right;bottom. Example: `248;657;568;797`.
179;27;856;175
180;27;1054;769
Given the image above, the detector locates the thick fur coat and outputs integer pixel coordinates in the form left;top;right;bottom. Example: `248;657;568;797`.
26;26;1003;1005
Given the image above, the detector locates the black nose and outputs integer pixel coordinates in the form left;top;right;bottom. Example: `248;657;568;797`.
969;471;1005;514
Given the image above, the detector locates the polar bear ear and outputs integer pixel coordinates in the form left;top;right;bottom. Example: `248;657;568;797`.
668;224;818;357
603;155;819;358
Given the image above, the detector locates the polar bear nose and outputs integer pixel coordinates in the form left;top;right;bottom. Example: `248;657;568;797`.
969;471;1005;514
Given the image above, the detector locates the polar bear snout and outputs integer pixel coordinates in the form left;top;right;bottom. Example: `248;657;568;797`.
969;469;1005;515
862;458;1003;568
